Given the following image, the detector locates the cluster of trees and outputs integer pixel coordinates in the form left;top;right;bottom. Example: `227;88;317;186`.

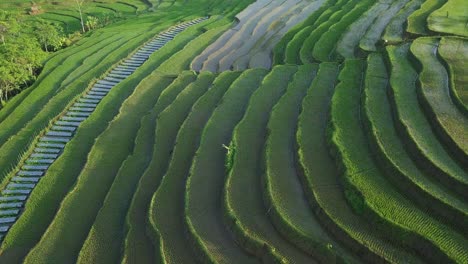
0;0;129;107
0;11;66;106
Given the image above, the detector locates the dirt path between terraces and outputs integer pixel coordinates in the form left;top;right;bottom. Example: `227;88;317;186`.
191;0;326;72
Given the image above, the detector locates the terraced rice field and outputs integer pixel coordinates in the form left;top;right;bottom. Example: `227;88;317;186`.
0;0;467;263
1;0;146;34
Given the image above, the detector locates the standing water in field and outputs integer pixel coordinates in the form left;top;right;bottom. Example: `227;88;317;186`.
191;0;325;72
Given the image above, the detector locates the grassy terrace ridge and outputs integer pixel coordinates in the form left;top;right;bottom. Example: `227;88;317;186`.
77;112;156;264
120;72;198;264
330;58;468;263
191;0;327;72
275;0;338;65
284;0;342;64
297;62;420;263
0;31;146;188
0;31;131;180
223;65;314;263
120;19;233;264
263;64;356;263
382;0;424;42
410;37;468;168
298;0;358;63
438;37;468;113
59;36;129;88
386;44;468;199
312;0;374;62
124;71;215;263
22;72;191;263
359;0;409;52
157;20;231;75
428;0;468;37
0;31;107;125
336;0;391;58
120;4;254;262
0;15;215;261
28;0;144;34
38;12;82;33
78;72;214;264
283;0;337;65
406;0;447;35
0;14;182;184
0;58;175;264
149;71;239;264
363;53;468;237
184;68;267;264
133;71;214;262
1;0;468;262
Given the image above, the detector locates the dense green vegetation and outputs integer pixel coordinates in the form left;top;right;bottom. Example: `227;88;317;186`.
428;0;468;37
224;65;313;263
438;37;468;113
406;0;446;35
149;71;239;263
0;0;466;263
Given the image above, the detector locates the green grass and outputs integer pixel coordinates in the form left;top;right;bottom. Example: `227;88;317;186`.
148;71;239;264
299;0;354;63
284;26;314;65
0;8;200;152
438;37;468;113
44;10;81;21
272;0;336;65
386;44;468;199
184;68;268;264
60;36;127;88
119;19;240;264
263;63;353;262
0;32;119;147
0;12;217;185
312;0;374;62
297;62;420;263
406;0;447;35
96;2;137;13
410;37;468;168
224;65;315;263
336;0;391;58
0;15;208;258
22;73;190;264
283;0;337;65
76;112;156;264
158;20;231;75
1;1;467;262
363;52;468;237
0;67;174;264
0;31;141;184
382;0;424;42
427;0;468;37
118;8;253;264
77;72;214;264
38;12;82;33
0;30;106;125
330;58;468;263
120;72;197;264
359;0;409;51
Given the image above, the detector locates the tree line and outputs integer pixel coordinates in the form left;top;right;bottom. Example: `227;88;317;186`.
0;11;67;106
0;1;124;107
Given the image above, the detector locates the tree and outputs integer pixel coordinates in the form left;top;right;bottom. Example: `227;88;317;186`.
34;19;64;52
0;11;46;106
0;11;21;45
74;0;86;33
85;16;99;31
0;22;7;45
